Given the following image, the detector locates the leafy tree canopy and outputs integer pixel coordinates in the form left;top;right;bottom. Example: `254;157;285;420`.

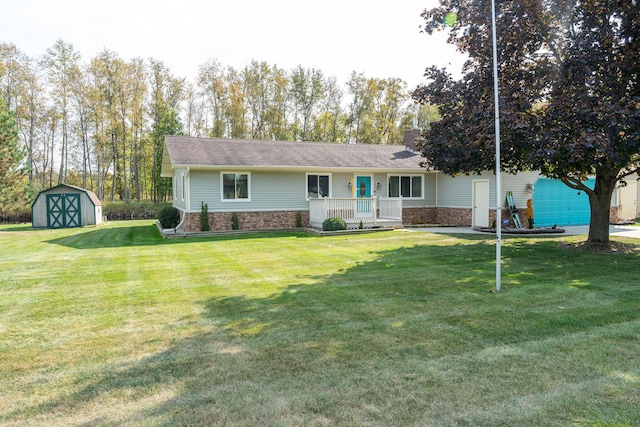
0;96;31;210
413;0;640;244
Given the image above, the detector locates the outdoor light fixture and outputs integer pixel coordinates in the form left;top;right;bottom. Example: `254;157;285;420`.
376;181;381;190
347;180;352;190
526;183;534;192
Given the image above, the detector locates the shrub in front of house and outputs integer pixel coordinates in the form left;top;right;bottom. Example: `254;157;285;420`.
322;217;347;231
158;206;180;229
231;212;239;230
200;202;210;231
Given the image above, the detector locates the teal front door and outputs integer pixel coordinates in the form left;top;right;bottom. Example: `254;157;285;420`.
355;176;372;216
356;176;371;198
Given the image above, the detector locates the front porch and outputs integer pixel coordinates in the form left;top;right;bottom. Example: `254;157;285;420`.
309;197;403;230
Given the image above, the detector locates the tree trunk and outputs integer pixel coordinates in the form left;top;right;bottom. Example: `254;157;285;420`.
587;170;618;245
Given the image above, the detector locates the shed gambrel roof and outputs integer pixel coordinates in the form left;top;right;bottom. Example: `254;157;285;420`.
33;183;102;207
161;136;428;176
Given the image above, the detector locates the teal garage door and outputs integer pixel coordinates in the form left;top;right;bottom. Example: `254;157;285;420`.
534;178;594;227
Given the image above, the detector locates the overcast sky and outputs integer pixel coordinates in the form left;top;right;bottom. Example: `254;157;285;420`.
2;0;464;88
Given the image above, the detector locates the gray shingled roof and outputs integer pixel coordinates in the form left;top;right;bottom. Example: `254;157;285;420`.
40;183;102;206
162;136;427;174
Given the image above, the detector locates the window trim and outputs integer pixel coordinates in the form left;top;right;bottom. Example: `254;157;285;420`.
387;174;424;199
173;175;177;200
305;172;332;201
181;172;186;202
220;171;251;202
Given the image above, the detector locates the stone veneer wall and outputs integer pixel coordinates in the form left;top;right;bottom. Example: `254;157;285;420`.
182;210;309;232
429;207;529;228
179;206;620;232
402;207;437;225
434;207;472;226
610;206;619;224
490;209;527;228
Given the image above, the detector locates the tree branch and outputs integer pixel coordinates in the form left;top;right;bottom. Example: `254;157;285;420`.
561;177;593;194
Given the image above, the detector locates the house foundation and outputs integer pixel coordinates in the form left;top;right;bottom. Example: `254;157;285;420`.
402;207;437;225
178;206;620;233
182;210;309;232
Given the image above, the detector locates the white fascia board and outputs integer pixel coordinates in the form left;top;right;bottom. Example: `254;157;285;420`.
185;164;431;174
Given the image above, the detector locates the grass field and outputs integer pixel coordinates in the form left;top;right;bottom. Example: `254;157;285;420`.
1;221;639;426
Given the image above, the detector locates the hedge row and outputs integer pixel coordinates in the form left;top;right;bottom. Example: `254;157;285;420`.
0;201;173;224
102;201;173;221
0;208;31;224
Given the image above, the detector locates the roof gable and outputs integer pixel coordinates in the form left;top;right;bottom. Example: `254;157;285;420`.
161;136;427;175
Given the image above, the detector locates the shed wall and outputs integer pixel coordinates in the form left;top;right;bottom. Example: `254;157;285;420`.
32;186;100;228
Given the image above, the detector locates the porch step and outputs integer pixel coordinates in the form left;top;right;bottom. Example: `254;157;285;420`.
344;218;403;230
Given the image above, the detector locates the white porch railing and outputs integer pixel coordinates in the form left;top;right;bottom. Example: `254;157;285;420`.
309;197;402;229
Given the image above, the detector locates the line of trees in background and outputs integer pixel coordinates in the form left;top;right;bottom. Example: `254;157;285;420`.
0;39;439;210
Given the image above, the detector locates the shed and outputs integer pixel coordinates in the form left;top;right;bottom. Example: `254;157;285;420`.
32;184;103;228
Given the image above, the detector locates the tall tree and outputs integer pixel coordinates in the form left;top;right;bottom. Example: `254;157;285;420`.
0;96;31;211
184;82;208;137
225;66;248;138
90;49;122;201
243;60;273;139
148;59;184;202
0;44;46;189
375;77;407;145
198;59;228;138
265;65;290;140
290;66;325;141
0;43;24;112
314;75;344;142
345;72;371;143
87;51;116;200
70;63;93;190
413;0;640;245
20;58;48;189
42;39;81;184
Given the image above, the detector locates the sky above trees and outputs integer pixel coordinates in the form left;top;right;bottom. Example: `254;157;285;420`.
1;0;464;88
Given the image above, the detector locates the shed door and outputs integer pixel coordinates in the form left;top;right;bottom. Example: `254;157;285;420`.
47;194;81;228
618;181;637;221
534;178;594;227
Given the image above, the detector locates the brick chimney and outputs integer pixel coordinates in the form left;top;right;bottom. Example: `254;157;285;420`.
404;128;422;153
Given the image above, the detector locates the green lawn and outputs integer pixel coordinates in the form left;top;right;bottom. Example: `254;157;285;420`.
1;221;639;426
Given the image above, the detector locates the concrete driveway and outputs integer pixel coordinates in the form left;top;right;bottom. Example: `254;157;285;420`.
406;224;640;239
